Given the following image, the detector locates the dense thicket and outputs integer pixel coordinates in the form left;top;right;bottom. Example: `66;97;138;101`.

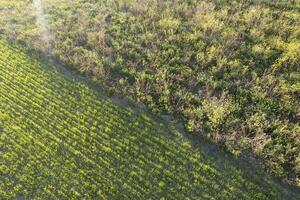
0;0;299;186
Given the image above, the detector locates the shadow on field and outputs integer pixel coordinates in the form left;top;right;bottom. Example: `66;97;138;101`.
5;39;300;199
183;131;300;198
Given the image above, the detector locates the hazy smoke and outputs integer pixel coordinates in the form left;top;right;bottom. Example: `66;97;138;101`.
32;0;50;49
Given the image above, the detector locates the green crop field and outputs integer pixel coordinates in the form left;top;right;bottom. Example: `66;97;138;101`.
0;39;298;199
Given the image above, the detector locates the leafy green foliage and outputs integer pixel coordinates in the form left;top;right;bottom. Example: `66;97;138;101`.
0;0;299;187
2;40;299;199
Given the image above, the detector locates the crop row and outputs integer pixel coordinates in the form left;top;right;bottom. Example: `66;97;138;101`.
0;40;280;199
